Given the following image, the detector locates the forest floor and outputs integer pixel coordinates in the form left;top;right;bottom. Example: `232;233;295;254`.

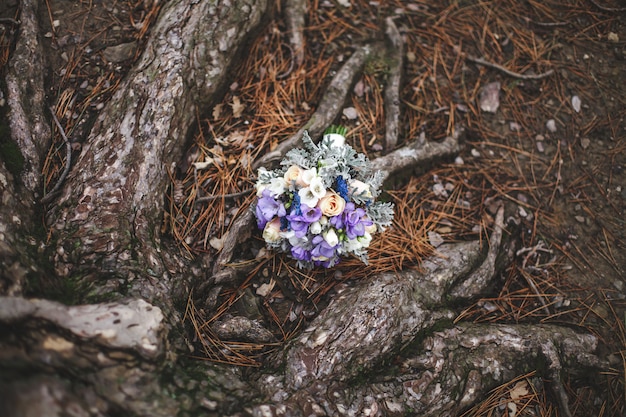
1;0;625;415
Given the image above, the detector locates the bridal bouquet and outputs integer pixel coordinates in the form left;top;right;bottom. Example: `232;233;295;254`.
254;126;394;269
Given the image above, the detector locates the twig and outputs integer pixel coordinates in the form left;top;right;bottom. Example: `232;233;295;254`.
466;55;554;80
195;189;252;204
589;0;626;12
276;44;295;80
0;18;20;25
41;106;72;204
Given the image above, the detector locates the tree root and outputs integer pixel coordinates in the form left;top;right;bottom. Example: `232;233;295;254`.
5;0;50;195
370;128;463;182
284;0;307;67
449;205;507;299
383;17;403;151
253;43;382;170
47;0;270;304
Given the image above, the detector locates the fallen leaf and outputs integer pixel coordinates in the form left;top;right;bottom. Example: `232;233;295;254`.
428;231;444;248
353;80;366;97
212;103;223;120
342;106;358;120
230;96;245;118
256;279;276;297
509;380;529;400
209;236;224;251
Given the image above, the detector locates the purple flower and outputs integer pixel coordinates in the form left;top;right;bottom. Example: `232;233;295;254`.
301;205;322;223
311;235;336;259
255;190;286;228
286;204;321;238
341;203;373;240
291;245;311;261
286;213;309;238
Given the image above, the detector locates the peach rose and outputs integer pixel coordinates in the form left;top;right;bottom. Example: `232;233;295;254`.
318;191;346;217
284;165;302;186
262;218;283;243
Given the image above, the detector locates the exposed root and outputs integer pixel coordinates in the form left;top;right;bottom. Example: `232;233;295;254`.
284;0;307;67
369;128;462;182
5;0;50;194
383;17;403;151
450;204;506;299
252;43;382;169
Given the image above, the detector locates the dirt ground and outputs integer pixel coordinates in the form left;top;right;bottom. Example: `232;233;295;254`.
1;0;625;415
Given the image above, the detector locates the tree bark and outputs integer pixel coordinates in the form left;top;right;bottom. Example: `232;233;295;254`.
46;0;269;307
0;1;608;416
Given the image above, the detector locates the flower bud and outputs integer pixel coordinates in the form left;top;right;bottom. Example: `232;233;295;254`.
323;228;339;247
310;221;322;235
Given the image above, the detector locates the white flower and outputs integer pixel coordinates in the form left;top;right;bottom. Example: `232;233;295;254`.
343;238;363;252
323;133;346;148
318;191;346;217
310;221;322;235
309;177;326;199
266;177;287;196
359;232;373;248
343;233;372;252
323;229;339;247
299;176;326;207
297;168;318;187
299;187;319;207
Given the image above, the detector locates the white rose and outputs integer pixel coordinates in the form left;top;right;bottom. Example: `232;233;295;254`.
262;218;283;243
323;229;339;247
365;223;377;234
318;191;346;217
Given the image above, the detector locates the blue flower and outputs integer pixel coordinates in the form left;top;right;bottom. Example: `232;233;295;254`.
335;176;349;201
292;192;302;216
